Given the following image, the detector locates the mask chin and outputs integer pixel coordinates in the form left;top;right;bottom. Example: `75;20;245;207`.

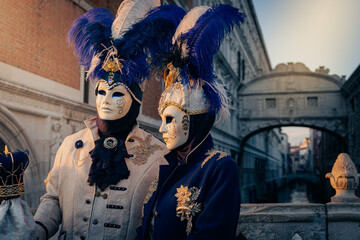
96;81;133;120
159;105;189;150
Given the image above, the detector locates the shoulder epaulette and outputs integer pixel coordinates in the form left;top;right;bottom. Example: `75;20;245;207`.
201;149;229;168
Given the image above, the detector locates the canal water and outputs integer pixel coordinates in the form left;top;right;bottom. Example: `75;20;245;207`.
278;182;310;203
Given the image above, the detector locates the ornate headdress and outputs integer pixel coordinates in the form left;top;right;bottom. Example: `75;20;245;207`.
0;146;29;198
156;5;245;118
68;0;186;104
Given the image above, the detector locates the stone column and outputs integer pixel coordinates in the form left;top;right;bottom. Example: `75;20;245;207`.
325;153;360;203
326;153;360;240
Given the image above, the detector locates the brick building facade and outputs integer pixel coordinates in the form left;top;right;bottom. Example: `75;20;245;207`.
0;0;271;207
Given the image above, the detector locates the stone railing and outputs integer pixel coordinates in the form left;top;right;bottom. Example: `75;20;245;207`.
237;153;360;240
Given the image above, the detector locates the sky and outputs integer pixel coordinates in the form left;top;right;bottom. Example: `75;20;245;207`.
281;127;310;146
253;0;360;145
252;0;360;77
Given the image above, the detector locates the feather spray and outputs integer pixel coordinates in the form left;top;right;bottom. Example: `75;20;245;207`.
178;4;245;84
111;0;160;40
68;1;184;88
158;4;245;117
87;4;185;86
67;8;114;69
115;4;186;61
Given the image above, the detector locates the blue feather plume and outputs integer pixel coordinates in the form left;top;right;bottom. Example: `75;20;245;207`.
176;4;245;114
67;8;114;69
68;5;185;88
115;5;186;67
105;4;186;85
179;4;245;84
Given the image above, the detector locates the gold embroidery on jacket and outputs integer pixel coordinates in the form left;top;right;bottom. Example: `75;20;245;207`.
75;149;90;167
201;149;229;168
175;185;202;235
142;175;159;217
130;135;162;165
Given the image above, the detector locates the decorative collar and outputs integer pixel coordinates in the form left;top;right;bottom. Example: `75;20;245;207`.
164;133;213;166
84;117;139;143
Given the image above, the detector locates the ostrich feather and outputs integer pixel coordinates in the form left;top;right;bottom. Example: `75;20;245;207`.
172;6;210;45
111;0;160;40
87;45;149;86
88;54;101;83
203;78;230;120
172;5;245;115
68;8;114;68
115;5;186;62
178;4;245;84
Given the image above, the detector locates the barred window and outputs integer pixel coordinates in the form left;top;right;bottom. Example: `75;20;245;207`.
266;98;276;108
307;97;318;107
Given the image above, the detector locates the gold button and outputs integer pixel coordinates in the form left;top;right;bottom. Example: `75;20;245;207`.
155;211;159;217
95;191;100;197
102;193;108;199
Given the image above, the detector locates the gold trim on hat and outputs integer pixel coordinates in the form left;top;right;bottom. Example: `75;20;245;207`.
159;101;208;116
0;146;26;197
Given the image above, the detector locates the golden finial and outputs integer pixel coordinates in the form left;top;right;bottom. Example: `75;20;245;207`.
164;63;180;89
4;145;10;155
102;59;123;72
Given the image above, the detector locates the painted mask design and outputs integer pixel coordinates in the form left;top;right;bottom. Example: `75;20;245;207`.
96;81;132;120
159;105;189;150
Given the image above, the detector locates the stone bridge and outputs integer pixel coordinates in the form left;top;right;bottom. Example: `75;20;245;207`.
284;172;320;185
238;62;347;144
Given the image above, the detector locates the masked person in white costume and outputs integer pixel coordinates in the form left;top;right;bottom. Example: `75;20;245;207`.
33;1;186;240
138;5;245;240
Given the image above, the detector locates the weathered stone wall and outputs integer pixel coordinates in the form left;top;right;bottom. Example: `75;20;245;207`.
239;203;360;240
342;65;360;166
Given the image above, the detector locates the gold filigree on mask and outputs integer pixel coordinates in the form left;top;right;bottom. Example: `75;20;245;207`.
181;115;190;136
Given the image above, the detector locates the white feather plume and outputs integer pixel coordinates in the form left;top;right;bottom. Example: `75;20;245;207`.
111;0;160;40
203;79;230;123
172;6;210;44
88;54;101;82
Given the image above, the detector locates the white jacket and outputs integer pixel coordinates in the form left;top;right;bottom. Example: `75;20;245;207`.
34;118;167;240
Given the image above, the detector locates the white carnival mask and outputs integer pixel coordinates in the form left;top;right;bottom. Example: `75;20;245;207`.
96;81;133;120
159;105;190;150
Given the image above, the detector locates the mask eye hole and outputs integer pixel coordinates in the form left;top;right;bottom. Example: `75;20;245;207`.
112;91;125;97
166;116;174;124
98;90;106;96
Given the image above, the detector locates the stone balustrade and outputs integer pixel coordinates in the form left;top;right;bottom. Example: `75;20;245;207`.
237;153;360;240
238;202;360;240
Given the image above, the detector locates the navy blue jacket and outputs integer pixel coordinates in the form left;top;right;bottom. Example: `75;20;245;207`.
137;134;240;240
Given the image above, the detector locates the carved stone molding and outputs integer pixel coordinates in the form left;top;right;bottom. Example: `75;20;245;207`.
239;118;347;140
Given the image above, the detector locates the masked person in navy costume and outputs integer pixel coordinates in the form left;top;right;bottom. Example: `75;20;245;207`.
137;5;245;240
33;1;186;240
